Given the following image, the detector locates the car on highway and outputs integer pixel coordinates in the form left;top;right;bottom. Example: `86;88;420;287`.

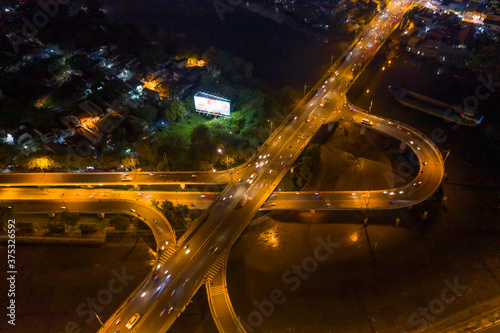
121;175;132;182
319;99;327;107
125;313;140;329
238;197;248;207
361;118;373;126
161;306;174;316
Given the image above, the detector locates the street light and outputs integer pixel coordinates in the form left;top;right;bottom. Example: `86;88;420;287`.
61;193;67;209
444;149;451;162
268;119;273;132
88;305;104;326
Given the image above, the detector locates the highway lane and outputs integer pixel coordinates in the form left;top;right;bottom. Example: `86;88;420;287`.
3;199;176;246
0;167;440;211
0;171;230;186
0;187;218;209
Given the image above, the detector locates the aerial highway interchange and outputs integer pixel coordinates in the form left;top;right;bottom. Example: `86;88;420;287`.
0;1;446;332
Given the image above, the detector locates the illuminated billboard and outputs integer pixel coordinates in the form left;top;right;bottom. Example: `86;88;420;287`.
194;92;231;117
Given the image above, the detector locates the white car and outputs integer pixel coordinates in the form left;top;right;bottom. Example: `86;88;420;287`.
125;313;140;329
361;119;373;126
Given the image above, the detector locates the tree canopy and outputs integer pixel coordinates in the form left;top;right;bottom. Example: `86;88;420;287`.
110;215;131;231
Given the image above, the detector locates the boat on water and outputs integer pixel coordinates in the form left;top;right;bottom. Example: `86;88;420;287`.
388;86;483;126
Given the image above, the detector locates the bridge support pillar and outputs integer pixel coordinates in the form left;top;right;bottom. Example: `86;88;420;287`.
310;209;315;215
360;126;366;136
97;213;105;219
180;183;185;190
399;141;406;153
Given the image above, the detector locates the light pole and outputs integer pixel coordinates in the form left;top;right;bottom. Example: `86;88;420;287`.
444;149;451;162
304;84;309;97
363;190;370;209
88;305;104;326
268;119;273;132
61;193;67;209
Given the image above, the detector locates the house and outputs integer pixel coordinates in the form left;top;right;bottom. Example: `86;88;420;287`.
125;77;143;97
17;132;34;146
172;58;188;69
407;36;424;50
34;129;54;144
184;67;205;82
75;127;102;146
143;87;160;100
448;1;467;15
127;115;148;131
464;1;485;20
411;39;472;63
79;100;103;117
346;7;361;20
484;13;500;32
456;25;475;44
427;28;448;41
61;115;81;127
416;8;435;27
173;83;195;100
303;9;323;23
